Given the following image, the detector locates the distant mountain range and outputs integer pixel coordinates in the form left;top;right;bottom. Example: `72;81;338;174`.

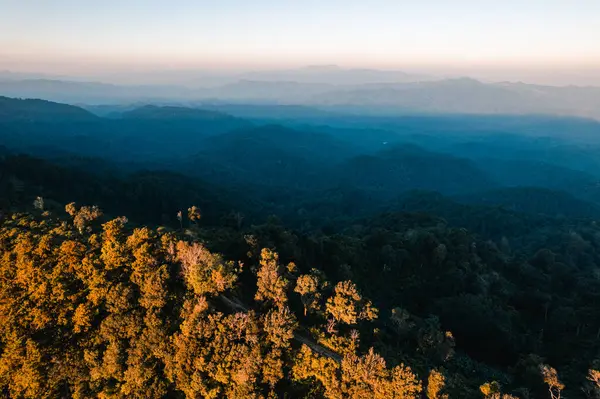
2;68;600;119
0;78;193;104
313;78;600;119
3;95;600;222
240;64;430;85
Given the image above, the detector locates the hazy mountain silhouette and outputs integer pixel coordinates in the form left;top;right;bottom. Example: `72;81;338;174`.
0;96;98;122
3;73;600;119
240;65;429;85
314;78;600;119
121;104;240;121
0;79;193;104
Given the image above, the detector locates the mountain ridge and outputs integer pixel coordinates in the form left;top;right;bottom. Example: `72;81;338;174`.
3;76;600;119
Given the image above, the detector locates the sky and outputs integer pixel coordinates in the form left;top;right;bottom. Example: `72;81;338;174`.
1;0;600;81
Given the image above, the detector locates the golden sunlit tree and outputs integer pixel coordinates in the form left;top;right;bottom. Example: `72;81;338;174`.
255;248;289;309
540;364;564;399
187;205;201;224
427;369;448;399
295;268;329;316
325;280;378;327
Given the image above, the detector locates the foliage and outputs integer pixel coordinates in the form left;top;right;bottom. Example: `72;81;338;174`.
540;364;564;399
255;248;290;309
0;208;427;398
325;281;378;326
3;98;600;398
427;369;448;399
295;269;328;316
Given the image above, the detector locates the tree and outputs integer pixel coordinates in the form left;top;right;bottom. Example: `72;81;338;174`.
480;381;519;399
262;306;297;348
65;202;103;233
586;369;600;398
325;281;377;326
100;216;130;270
417;316;455;362
295;269;328;316
341;348;422;399
177;241;238;296
389;307;415;336
188;206;201;224
480;381;500;398
589;369;600;388
427;369;448;399
540;364;564;399
255;248;289;309
294;345;421;399
33;196;44;211
176;210;183;229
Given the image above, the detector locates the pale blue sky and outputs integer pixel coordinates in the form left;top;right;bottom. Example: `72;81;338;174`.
1;0;599;72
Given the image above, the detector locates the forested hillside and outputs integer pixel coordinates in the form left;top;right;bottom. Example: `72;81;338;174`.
2;96;600;398
3;199;600;398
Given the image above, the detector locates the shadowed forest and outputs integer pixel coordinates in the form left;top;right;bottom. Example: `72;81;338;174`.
2;95;600;398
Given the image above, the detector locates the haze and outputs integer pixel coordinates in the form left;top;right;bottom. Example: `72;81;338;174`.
2;0;600;86
6;1;600;397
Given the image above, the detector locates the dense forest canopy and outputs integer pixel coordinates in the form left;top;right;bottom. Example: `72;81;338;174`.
2;95;600;398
